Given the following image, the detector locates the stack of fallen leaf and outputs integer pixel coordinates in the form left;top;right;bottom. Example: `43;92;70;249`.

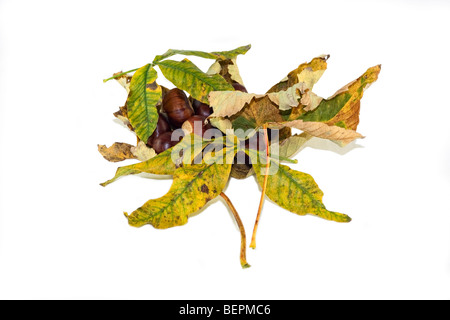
98;45;380;268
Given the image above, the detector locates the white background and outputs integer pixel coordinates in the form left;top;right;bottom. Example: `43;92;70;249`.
1;0;449;300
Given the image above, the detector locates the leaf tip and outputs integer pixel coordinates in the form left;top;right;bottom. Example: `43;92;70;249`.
241;263;251;269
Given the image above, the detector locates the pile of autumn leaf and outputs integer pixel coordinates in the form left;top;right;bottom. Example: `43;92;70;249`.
99;45;380;268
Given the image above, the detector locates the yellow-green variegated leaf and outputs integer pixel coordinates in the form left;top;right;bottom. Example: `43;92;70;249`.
251;159;351;223
126;64;161;142
267;55;329;94
157;59;234;104
296;65;381;130
100;134;210;187
125;162;232;229
153;44;251;64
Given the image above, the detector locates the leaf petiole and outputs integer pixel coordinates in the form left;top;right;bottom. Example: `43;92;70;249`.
103;67;140;83
220;192;250;269
250;124;270;249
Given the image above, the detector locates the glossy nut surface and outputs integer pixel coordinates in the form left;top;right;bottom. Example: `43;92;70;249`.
192;99;212;118
152;131;183;154
232;82;248;93
146;113;171;147
162;88;194;128
181;115;212;136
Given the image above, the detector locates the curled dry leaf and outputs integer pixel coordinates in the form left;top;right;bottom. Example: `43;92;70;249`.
130;141;157;162
114;72;133;93
207;57;245;85
267;55;329;94
98;142;137;162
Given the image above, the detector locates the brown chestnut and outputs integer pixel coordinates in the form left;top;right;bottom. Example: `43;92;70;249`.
192;99;212;118
232;82;248;93
152;131;183;154
162;88;194;128
146;113;171;147
181;115;212;137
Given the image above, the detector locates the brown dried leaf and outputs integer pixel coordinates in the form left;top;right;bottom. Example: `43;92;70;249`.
98;142;137;162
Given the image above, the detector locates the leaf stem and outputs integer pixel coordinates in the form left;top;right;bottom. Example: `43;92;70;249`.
250;124;270;249
220;192;250;269
103;68;140;83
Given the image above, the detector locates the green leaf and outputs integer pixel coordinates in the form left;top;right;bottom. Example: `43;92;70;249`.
250;157;351;223
153;44;251;64
100;134;210;187
156;58;234;104
126;64;162;142
125;162;232;229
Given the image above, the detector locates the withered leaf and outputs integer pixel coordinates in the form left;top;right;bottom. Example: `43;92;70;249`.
268;119;364;145
293;65;381;130
267;55;329;94
207;57;245;85
230;96;283;137
98;142;137;162
130;141;156;162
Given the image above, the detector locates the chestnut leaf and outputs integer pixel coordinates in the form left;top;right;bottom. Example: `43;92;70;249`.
249;152;351;223
293;65;382;130
156;58;234;104
125;161;232;229
152;44;251;64
266;54;330;94
126;64;162;143
100;134;213;187
267;119;364;146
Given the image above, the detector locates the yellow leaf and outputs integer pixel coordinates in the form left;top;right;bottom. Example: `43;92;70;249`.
125;162;232;229
251;159;351;223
